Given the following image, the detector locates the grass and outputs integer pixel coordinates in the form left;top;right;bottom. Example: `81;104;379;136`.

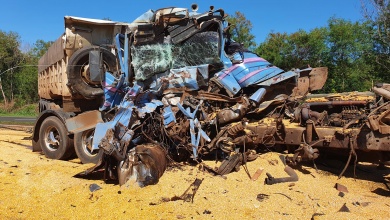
0;103;38;117
0;103;37;126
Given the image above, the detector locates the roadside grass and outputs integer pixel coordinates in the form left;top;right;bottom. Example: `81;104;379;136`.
0;102;38;116
0;103;38;125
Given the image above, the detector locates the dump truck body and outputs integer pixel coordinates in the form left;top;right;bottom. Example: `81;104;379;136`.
37;16;129;108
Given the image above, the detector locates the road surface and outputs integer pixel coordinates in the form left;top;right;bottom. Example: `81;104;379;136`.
0;128;389;219
0;116;36;124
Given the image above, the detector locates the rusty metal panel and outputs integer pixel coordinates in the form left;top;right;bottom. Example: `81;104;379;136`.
313;127;349;149
65;110;103;134
38;58;71;99
373;86;390;100
63;98;101;113
38;36;65;73
291;76;309;97
279;120;305;145
378;109;390;134
155;7;188;25
360;131;390;151
64;16;127;57
309;67;328;91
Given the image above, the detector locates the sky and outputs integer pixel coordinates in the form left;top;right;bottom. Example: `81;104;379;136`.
0;0;364;49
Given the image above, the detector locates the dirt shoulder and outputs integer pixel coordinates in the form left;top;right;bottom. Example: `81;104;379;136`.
0;128;389;219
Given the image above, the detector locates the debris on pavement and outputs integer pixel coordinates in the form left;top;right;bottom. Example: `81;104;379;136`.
338;203;350;212
251;168;264;181
265;166;299;185
89;183;102;192
335;183;349;193
163;178;204;203
256;193;270;202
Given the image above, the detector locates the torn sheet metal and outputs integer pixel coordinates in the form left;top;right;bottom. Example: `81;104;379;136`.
92;97;136;151
214;53;285;96
177;102;211;158
65;110;103;134
136;99;164;118
163;106;176;127
148;65;209;91
155;7;189;25
257;70;297;86
249;88;266;103
100;72;125;111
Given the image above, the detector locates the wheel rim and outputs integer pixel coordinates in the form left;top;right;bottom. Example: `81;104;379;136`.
81;130;99;157
44;126;61;151
79;60;110;87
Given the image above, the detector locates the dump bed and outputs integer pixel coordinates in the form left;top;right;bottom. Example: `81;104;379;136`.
38;16;129;100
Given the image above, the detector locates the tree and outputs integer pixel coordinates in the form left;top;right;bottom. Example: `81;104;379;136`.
256;28;328;70
0;30;22;105
256;18;374;93
14;39;53;103
324;18;374;92
0;31;52;107
226;11;257;50
361;0;390;82
255;32;290;69
31;39;53;58
287;28;328;68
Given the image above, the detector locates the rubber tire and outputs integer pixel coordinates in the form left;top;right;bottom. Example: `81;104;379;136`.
39;116;74;160
217;153;243;175
67;46;117;100
74;129;103;164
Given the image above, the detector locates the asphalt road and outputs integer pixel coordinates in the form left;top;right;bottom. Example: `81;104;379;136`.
0;116;36;124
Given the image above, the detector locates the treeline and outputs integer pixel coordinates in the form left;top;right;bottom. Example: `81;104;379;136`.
228;0;390;93
255;18;376;93
1;1;390;108
0;31;51;108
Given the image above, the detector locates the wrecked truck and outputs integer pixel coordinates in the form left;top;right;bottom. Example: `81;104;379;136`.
33;5;390;186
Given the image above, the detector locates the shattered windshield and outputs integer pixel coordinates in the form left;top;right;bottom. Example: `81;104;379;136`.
172;31;220;68
131;31;221;81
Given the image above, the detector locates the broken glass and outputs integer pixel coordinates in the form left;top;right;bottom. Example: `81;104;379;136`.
131;31;221;81
131;43;173;80
171;31;221;68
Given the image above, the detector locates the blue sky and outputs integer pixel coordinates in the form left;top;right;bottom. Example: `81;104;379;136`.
0;0;363;48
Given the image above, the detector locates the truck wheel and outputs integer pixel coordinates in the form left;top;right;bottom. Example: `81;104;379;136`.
39;116;74;160
67;46;117;100
74;129;103;164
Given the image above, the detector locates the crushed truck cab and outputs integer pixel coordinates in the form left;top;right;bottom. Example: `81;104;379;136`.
34;5;390;187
